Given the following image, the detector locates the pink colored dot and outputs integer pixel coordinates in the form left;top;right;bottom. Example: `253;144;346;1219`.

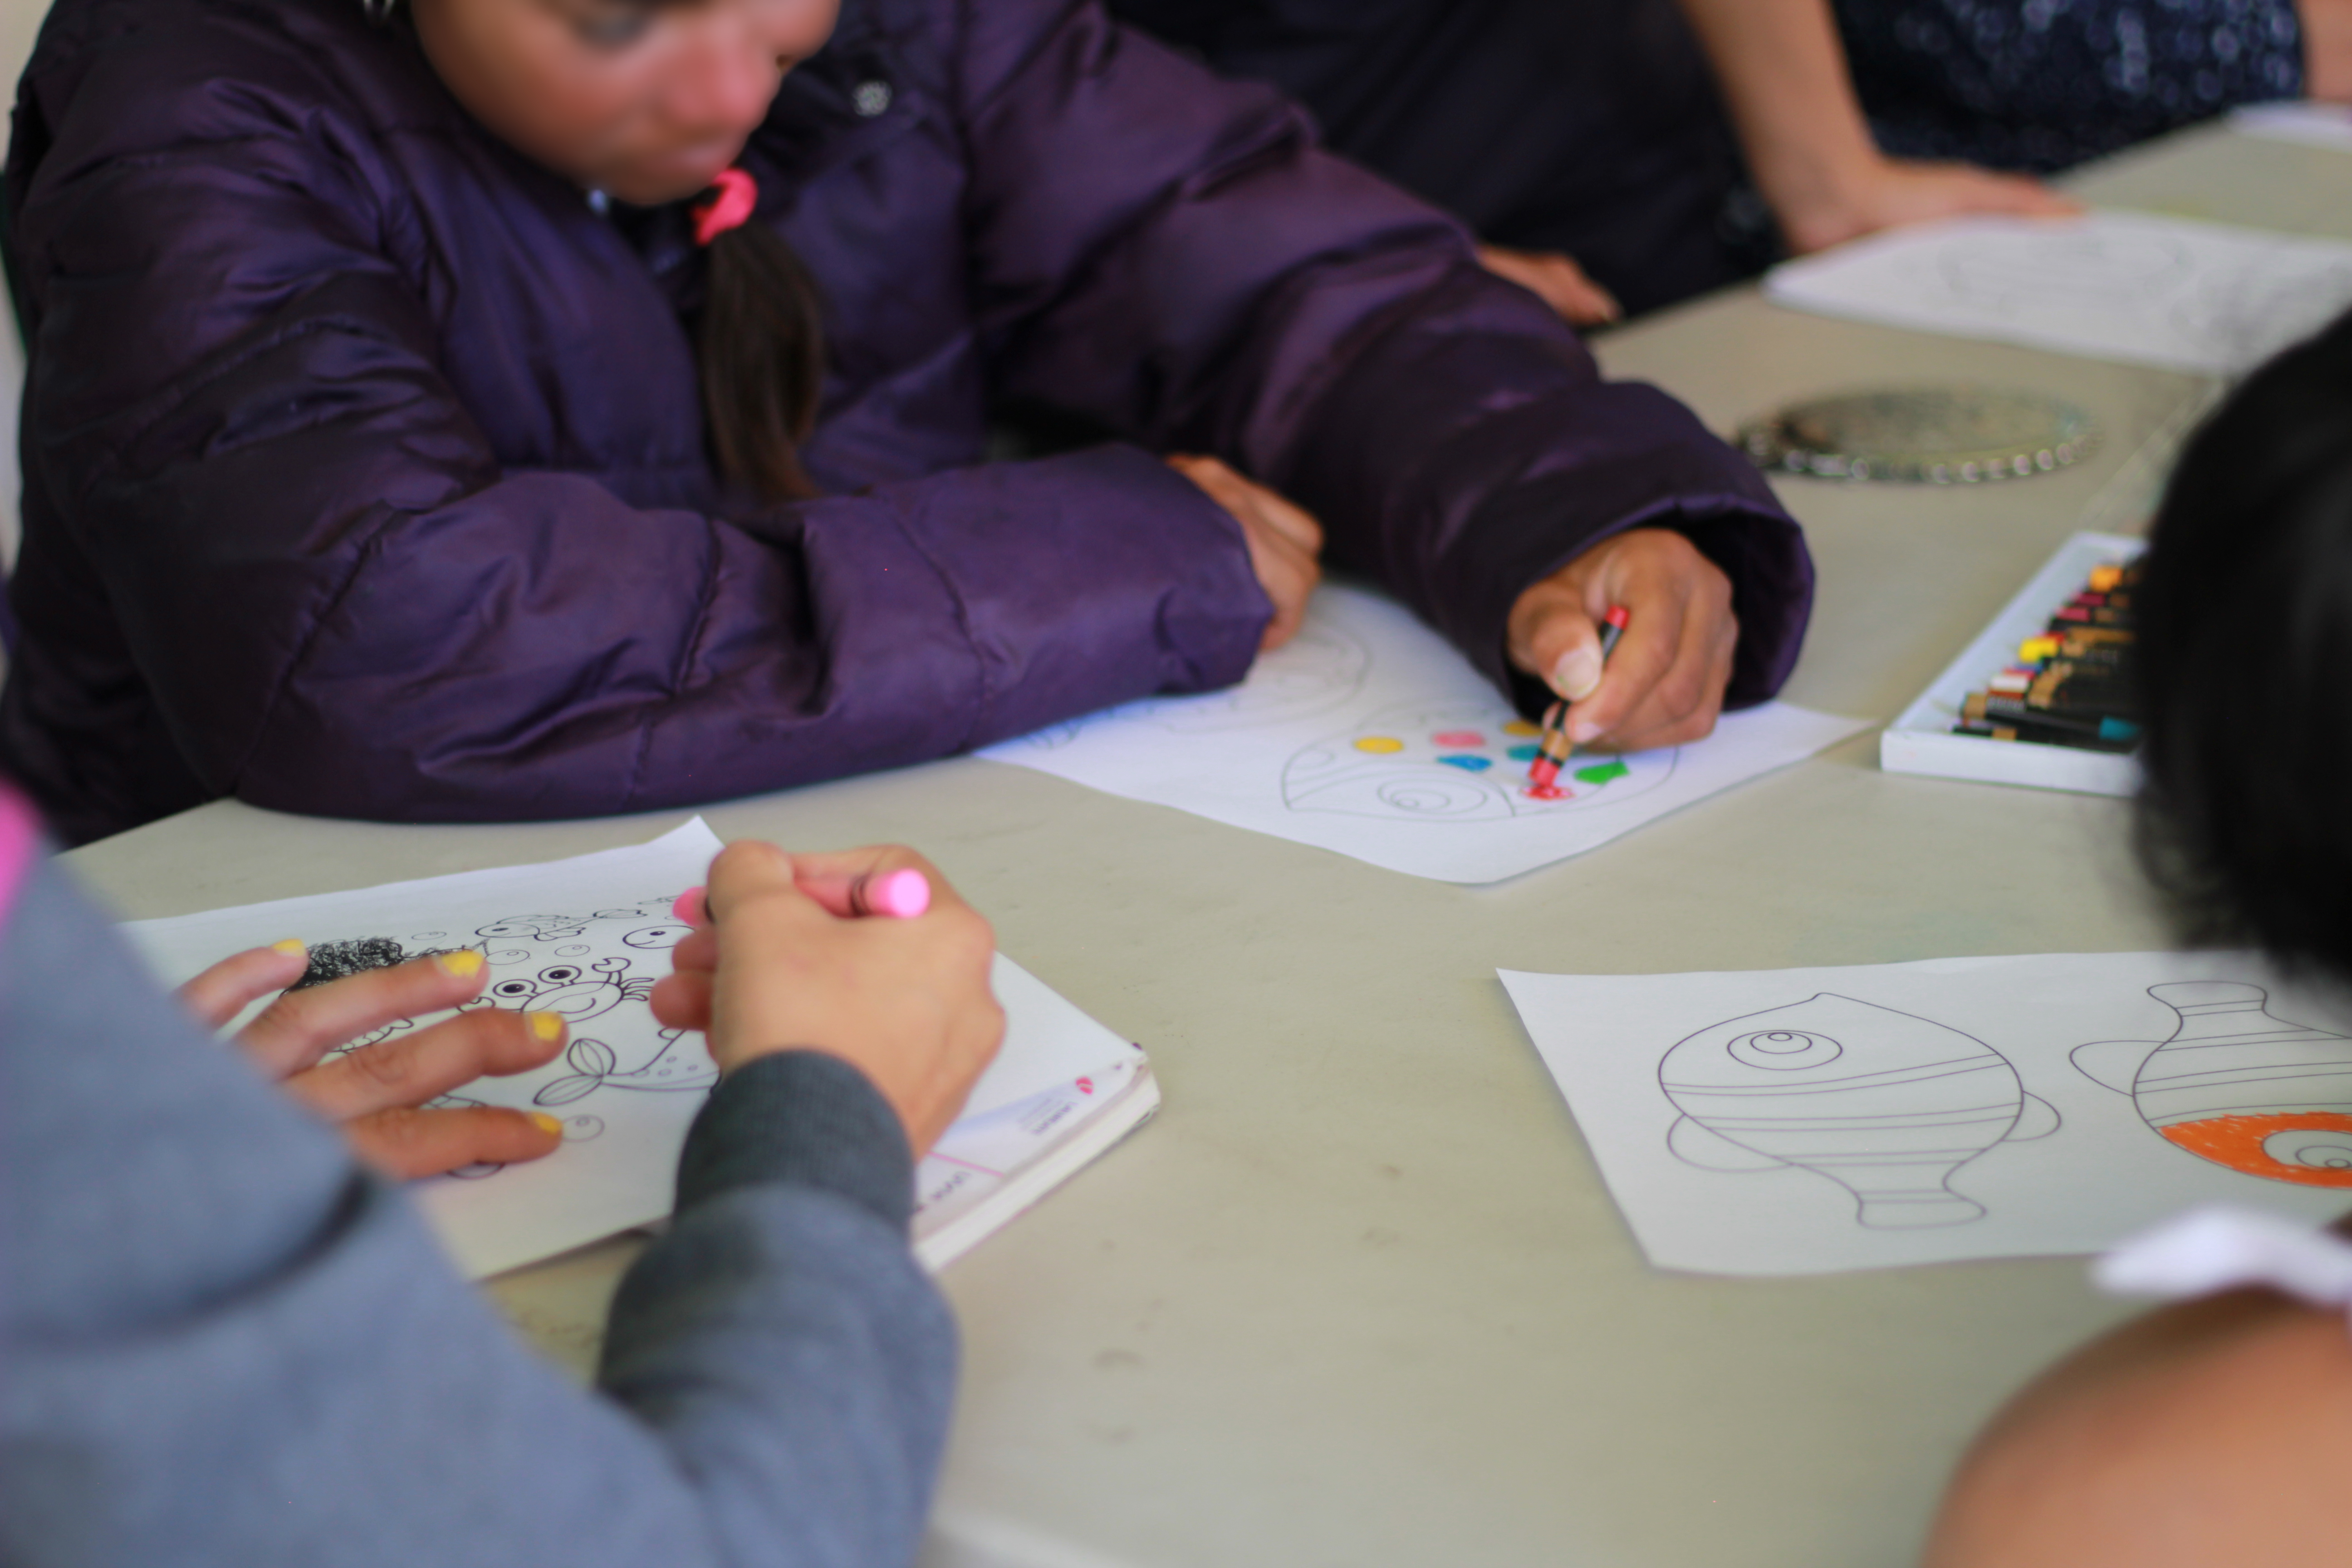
1432;730;1486;748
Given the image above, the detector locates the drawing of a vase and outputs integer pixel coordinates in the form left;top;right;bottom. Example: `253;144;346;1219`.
2074;982;2352;1187
1660;994;2056;1228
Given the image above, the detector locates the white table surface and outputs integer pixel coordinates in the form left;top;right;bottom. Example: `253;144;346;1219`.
61;121;2352;1568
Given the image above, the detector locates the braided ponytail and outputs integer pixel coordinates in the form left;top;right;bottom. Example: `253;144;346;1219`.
379;0;830;504
695;174;827;503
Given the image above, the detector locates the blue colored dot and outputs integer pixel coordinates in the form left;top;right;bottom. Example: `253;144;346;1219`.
1438;754;1492;773
1506;744;1540;762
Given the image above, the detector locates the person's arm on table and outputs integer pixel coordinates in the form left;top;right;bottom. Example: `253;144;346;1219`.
964;0;1816;748
0;816;998;1568
1670;0;2075;254
5;23;1270;838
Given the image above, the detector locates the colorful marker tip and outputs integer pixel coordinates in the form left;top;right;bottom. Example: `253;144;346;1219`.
866;867;932;920
672;886;706;925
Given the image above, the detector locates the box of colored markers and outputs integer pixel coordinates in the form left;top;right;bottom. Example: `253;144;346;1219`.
1881;531;2145;797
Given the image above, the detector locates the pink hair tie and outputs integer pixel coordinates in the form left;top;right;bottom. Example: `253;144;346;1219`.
693;168;759;245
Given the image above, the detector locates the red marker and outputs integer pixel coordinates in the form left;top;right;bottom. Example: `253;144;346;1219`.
1527;605;1630;798
670;866;932;925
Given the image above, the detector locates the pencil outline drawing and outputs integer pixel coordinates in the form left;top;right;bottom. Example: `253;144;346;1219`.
1660;993;2059;1229
1874;218;2352;373
2073;981;2352;1187
1007;614;1372;750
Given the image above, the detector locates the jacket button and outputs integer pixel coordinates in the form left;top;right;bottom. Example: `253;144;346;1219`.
853;80;893;118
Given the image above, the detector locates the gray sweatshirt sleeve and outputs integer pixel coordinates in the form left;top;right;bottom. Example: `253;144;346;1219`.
0;854;956;1568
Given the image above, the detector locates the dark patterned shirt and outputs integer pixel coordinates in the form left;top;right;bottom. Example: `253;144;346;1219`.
1835;0;2306;172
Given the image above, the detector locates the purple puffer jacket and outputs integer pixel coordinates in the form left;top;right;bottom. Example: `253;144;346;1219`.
0;0;1813;845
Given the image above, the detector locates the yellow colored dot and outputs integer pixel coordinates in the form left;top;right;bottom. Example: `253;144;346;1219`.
1502;720;1540;737
1353;735;1405;754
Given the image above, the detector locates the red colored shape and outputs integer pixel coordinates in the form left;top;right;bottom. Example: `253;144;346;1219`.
1603;604;1631;631
1524;783;1571;801
693;168;759;245
1432;730;1486;747
1077;1077;1094;1095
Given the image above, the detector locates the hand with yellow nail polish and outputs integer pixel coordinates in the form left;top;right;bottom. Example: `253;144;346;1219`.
175;942;570;1180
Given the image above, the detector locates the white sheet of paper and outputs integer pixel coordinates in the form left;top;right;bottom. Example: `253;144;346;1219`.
125;820;1140;1277
1502;953;2352;1277
2232;101;2352;151
1765;210;2352;375
979;586;1866;884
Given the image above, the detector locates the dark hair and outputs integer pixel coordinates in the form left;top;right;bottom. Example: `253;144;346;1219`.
2135;304;2352;975
700;216;827;503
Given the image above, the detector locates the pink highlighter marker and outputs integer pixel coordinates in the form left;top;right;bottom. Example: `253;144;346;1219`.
850;867;932;919
669;867;931;924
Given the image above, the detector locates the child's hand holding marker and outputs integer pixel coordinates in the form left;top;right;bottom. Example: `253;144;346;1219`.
654;843;1004;1157
1504;528;1740;753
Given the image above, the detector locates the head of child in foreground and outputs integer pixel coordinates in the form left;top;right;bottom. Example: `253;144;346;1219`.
407;0;840;205
2135;304;2352;979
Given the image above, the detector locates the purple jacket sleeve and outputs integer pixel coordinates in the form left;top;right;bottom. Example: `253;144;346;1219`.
11;49;1267;823
955;0;1813;705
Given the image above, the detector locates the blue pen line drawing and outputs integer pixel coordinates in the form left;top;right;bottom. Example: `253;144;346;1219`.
1660;994;2060;1229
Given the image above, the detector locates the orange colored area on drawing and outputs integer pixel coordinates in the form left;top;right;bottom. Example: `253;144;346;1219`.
2159;1112;2352;1187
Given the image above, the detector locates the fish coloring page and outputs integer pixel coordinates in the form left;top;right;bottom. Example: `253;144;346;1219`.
125;820;1144;1279
981;585;1867;884
1766;209;2352;376
1501;951;2352;1276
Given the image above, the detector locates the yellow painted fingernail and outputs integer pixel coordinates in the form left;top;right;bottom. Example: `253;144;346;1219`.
527;1011;564;1042
271;938;307;958
436;950;485;978
529;1112;564;1137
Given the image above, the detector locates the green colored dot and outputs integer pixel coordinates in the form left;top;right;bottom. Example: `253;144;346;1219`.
1573;759;1631;786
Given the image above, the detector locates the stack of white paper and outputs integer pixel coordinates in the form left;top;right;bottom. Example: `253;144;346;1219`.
126;820;1151;1278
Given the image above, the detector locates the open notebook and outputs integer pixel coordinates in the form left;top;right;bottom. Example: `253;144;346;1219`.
123;819;1157;1278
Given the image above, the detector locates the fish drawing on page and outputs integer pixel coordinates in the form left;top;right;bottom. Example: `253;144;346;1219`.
1007;616;1372;749
1281;702;1673;821
1660;994;2060;1228
2074;982;2352;1187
